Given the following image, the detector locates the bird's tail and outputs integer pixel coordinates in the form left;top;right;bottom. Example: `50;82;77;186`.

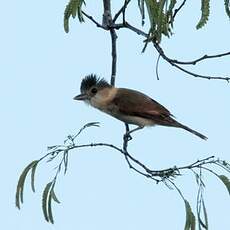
176;122;208;140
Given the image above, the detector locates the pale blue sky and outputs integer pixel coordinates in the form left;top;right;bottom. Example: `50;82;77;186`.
1;0;230;229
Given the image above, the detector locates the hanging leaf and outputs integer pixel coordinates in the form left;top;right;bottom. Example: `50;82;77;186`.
218;175;230;195
64;0;85;33
31;161;39;192
225;0;230;18
167;0;177;26
51;189;61;204
47;191;54;224
184;199;196;230
63;150;69;174
202;199;208;229
42;182;60;223
196;0;210;29
15;160;39;209
42;182;53;223
138;0;145;25
168;0;177;13
143;0;177;44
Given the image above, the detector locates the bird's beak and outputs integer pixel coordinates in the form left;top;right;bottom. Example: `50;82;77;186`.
73;93;88;101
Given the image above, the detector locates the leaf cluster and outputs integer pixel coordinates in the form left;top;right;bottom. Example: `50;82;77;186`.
139;0;176;43
15;122;99;223
64;0;85;33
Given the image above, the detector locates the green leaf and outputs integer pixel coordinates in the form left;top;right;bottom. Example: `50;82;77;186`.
145;0;158;30
218;175;230;195
196;0;210;29
168;0;177;12
42;182;53;223
48;191;54;224
138;0;145;25
184;199;196;230
156;0;166;41
202;199;208;229
42;182;60;223
15;160;39;209
64;0;85;33
51;189;61;204
225;0;230;18
31;161;39;192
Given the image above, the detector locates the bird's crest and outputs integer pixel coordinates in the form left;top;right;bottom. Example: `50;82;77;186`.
80;74;111;93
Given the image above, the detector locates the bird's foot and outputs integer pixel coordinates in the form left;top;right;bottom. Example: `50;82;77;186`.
124;132;133;141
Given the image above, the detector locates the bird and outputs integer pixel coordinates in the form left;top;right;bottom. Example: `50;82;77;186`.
73;74;207;140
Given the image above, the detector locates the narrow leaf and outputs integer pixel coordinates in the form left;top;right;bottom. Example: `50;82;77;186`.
138;0;145;25
63;150;69;174
84;122;100;128
72;0;78;18
202;199;208;229
51;189;61;204
168;0;177;12
48;192;54;224
42;182;53;223
31;161;39;192
218;175;230;195
225;0;230;18
63;0;85;33
184;199;196;230
196;0;210;29
15;160;39;209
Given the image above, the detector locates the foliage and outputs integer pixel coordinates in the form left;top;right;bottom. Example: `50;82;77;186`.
63;0;230;43
139;0;176;43
64;0;85;33
184;199;196;230
225;0;230;18
16;123;230;227
15;122;99;223
196;0;210;29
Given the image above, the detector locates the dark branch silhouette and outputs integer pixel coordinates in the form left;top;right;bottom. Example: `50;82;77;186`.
82;1;230;82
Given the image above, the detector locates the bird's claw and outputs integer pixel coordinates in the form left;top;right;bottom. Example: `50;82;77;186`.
124;132;132;141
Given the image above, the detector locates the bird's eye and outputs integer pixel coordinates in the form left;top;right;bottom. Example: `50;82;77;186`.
91;88;97;94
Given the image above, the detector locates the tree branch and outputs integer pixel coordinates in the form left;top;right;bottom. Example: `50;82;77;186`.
16;122;230;225
82;11;106;29
102;0;112;28
110;29;117;86
167;51;230;65
172;0;187;21
113;0;131;23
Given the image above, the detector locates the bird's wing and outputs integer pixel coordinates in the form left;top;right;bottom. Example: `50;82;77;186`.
112;88;172;120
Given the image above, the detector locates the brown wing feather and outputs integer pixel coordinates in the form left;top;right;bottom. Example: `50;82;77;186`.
112;88;172;121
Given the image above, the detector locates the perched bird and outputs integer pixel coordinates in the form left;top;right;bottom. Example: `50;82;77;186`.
73;74;207;140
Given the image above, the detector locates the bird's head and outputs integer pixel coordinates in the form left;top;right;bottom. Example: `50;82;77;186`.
73;74;112;105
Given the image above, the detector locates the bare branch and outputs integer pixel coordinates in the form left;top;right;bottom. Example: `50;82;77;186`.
81;3;230;82
153;43;230;82
168;51;230;65
82;11;106;29
113;0;131;23
172;0;187;21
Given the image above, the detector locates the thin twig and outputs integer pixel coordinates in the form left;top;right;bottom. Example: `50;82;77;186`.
83;5;230;82
113;0;131;23
166;51;230;65
153;43;230;82
172;0;187;20
82;11;107;29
